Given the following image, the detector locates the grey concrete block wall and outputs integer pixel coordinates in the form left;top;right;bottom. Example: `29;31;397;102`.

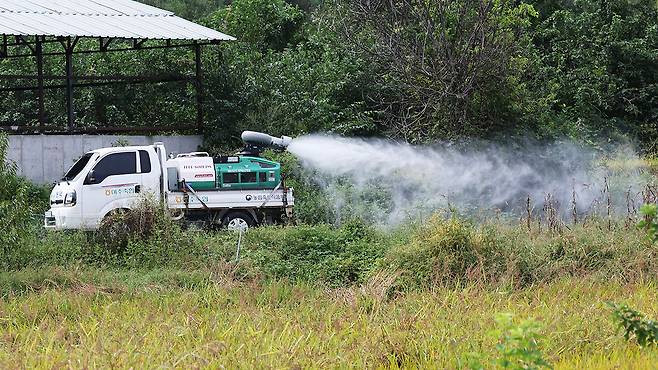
7;135;203;184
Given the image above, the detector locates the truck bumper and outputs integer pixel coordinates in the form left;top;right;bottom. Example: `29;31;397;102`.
44;208;85;230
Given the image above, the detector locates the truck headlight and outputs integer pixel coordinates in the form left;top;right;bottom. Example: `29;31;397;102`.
63;190;77;206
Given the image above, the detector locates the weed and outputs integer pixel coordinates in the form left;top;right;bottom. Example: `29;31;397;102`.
491;313;552;369
241;222;388;286
638;204;658;242
385;216;497;290
609;302;658;347
466;314;551;370
0;133;44;265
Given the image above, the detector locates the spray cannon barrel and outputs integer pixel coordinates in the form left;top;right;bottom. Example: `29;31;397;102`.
241;131;292;151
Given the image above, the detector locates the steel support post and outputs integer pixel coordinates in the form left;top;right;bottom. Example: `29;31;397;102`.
35;36;46;131
65;38;75;131
194;43;204;131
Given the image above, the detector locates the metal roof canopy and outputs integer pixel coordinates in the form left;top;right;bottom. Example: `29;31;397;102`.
0;0;236;134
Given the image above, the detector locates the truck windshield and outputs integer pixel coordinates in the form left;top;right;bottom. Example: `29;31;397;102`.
62;153;94;181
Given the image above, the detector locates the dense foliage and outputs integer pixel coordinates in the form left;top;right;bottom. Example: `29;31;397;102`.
610;303;658;347
0;134;49;263
1;0;656;152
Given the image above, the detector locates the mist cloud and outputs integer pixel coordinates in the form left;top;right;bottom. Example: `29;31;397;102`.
288;135;650;225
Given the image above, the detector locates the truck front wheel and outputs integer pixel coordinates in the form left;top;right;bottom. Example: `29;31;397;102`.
223;211;255;231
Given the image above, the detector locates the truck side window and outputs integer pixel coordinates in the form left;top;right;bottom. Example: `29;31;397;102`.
139;150;151;173
91;152;137;184
223;173;238;183
259;172;266;183
241;172;257;183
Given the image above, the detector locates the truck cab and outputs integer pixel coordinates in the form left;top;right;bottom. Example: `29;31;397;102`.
45;145;162;230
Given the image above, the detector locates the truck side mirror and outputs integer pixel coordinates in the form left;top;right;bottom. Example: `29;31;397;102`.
86;169;96;184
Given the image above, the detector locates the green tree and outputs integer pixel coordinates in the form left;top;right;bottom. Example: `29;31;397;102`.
209;0;305;52
201;0;378;151
142;0;226;20
327;0;539;143
525;0;658;150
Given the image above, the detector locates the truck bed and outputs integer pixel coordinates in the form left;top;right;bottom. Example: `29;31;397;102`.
166;188;294;210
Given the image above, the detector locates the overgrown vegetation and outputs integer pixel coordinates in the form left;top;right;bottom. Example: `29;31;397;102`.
0;133;49;265
610;303;658;347
4;204;657;292
466;313;552;370
638;203;658;241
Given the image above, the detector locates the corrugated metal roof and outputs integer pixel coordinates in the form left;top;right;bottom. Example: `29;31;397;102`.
0;0;235;41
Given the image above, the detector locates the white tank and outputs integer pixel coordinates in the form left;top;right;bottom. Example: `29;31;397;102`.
166;152;216;190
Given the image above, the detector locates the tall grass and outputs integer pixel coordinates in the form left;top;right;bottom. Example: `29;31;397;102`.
0;277;656;368
3;210;656;294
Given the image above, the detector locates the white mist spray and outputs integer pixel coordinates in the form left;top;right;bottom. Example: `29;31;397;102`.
287;135;649;225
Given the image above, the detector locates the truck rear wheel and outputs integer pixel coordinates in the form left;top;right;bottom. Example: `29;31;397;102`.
223;211;255;231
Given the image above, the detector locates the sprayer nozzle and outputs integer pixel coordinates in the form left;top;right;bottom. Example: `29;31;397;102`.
241;131;292;150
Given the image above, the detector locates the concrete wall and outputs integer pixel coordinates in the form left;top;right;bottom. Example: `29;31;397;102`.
7;135;203;184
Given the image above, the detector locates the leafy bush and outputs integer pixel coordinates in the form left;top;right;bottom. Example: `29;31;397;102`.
93;197;199;268
638;204;658;242
385;216;505;290
209;0;305;52
241;219;387;286
609;303;658;347
491;313;551;369
384;215;658;290
469;313;551;370
0;133;46;266
95;203;157;254
525;0;658;146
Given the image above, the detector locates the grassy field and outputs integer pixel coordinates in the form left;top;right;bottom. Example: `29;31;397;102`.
2;203;658;368
0;268;657;369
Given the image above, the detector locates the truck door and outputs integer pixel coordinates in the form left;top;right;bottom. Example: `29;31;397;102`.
81;151;140;226
138;149;160;195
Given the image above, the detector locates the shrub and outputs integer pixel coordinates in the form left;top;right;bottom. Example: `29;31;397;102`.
466;313;551;370
95;201;158;254
384;214;658;290
491;313;551;370
609;303;658;347
465;313;551;370
638;204;658;242
0;133;43;266
385;216;504;290
95;197;198;268
241;220;387;286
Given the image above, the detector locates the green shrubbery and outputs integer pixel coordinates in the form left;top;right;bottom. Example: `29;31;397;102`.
0;134;50;267
638;204;658;242
240;219;387;286
610;303;658;347
386;217;501;289
4;205;657;291
466;313;551;370
383;215;658;291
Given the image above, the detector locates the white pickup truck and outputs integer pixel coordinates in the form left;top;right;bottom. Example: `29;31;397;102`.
44;134;294;230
